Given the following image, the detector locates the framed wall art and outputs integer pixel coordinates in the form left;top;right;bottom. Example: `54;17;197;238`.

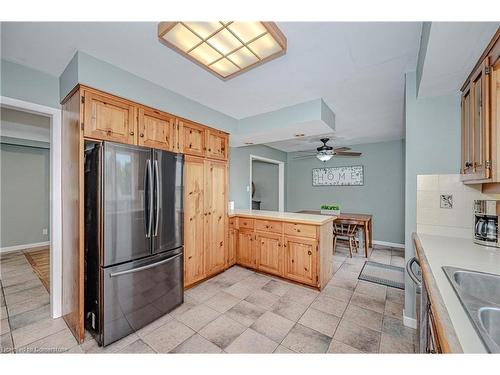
312;165;364;186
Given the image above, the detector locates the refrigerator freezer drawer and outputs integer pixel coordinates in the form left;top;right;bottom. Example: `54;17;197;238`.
101;250;183;346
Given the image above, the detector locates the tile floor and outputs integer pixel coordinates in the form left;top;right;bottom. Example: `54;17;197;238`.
0;243;416;354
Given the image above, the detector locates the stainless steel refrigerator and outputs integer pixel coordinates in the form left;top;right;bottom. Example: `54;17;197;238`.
84;141;183;346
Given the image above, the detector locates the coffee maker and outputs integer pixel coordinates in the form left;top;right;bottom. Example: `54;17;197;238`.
473;200;500;248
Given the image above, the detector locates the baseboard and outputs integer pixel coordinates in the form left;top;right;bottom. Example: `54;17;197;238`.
372;240;405;249
0;241;50;254
403;310;417;329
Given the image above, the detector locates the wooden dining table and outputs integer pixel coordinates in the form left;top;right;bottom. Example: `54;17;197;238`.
297;210;373;257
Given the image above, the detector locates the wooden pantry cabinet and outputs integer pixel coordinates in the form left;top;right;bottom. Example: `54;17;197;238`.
460;28;500;186
183;156;228;287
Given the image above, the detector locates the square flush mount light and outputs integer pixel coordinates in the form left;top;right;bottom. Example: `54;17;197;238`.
158;22;287;80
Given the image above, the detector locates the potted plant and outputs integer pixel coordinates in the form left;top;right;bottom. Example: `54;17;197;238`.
320;204;340;216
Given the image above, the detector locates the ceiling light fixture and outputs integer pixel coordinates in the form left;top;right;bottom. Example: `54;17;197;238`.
158;22;287;80
316;153;333;162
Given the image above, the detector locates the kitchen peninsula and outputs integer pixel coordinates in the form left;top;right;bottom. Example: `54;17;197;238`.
228;209;335;289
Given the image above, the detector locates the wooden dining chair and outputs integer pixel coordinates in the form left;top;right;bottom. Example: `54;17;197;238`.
333;220;360;258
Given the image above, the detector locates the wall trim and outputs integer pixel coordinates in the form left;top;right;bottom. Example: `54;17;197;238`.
1;95;62;319
403;310;418;329
0;241;50;254
373;240;405;249
249;154;285;212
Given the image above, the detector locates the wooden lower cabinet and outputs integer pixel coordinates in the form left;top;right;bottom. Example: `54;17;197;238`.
256;232;282;277
183;156;228;287
236;228;256;268
283;236;317;286
228;227;237;266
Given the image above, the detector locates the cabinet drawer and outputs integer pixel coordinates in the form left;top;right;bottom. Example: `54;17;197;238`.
229;217;238;229
254;219;282;234
283;222;317;238
239;217;254;229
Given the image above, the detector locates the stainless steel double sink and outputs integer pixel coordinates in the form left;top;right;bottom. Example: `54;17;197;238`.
443;266;500;353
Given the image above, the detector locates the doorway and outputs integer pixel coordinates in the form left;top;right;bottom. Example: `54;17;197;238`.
249;155;284;212
0;97;62;319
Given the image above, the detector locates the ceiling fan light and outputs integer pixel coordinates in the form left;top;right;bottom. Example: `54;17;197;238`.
316;153;333;162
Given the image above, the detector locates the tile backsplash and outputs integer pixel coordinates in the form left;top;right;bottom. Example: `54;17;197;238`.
416;174;500;238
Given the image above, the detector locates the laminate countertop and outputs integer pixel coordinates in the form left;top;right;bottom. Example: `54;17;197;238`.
228;209;335;225
413;233;500;353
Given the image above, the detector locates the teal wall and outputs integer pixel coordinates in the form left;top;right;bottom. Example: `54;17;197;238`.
404;71;461;319
229;145;287;209
1;59;60;108
252;160;279;211
60;52;238;133
287;140;406;244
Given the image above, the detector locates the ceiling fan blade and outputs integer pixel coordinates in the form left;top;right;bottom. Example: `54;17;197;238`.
335;152;362;156
294;150;318;153
293;155;317;160
333;147;351;152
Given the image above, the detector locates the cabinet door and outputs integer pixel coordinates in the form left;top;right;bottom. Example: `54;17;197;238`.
283;236;317;286
228;228;238;266
172;119;183;153
204;159;227;276
237;229;256;268
183;156;205;286
83;91;135;144
206;129;228;160
138;108;175;151
182;120;206;157
256;232;283;276
461;84;473;175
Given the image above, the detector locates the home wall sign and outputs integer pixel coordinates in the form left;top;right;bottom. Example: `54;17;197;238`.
312;165;364;186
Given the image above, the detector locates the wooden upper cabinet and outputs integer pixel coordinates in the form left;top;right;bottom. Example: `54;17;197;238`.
256;232;282;277
83;90;135;144
206;129;228;160
283;236;317;286
204;159;227;276
138;108;175;151
181;120;206;157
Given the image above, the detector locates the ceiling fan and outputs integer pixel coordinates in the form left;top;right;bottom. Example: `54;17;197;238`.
294;138;362;162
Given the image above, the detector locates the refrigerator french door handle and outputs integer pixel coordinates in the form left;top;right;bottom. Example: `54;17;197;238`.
109;253;182;278
146;159;153;238
154;159;160;236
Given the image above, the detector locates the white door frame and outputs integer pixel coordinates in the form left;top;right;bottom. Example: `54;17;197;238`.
249;154;285;212
1;96;62;318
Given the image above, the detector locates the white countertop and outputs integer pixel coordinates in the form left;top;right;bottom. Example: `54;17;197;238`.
417;233;500;353
228;209;335;225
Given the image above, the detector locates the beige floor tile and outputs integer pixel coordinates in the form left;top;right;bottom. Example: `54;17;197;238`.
310;294;348;318
176;304;220;332
327;339;363;353
298;308;340;338
225;300;266;327
250;311;294;343
382;316;416;344
64;345;84;353
281;286;319;306
390;256;405;267
240;273;272;289
17;328;77;353
261;280;292;297
350;291;385;314
272;298;309;322
281;323;331;353
379;333;415;353
339;262;364;274
0;306;8;320
0;318;10;335
1;272;39;289
321;285;353;303
223;280;256;300
245;289;280;310
142;319;194;353
333;320;381;353
355;280;387;302
82;333;140;353
384;301;404;320
136;313;173;338
0;333;14;352
342;303;383;332
4;285;48;306
199;315;246;349
225;328;278;353
204;291;241;313
3;278;42;296
273;344;295;353
185;281;221;302
169;295;199;319
9;303;51;330
386;288;405;305
171;333;222;353
328;276;358;291
11;317;67;348
7;294;49;317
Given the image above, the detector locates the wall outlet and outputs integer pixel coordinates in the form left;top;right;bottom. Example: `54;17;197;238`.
42;228;48;235
246;185;250;192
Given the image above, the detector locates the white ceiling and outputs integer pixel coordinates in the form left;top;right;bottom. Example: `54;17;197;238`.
419;22;499;98
1;22;422;149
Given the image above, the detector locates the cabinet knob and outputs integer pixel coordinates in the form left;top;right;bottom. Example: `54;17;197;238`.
130;131;134;136
140;133;144;137
107;130;112;136
308;250;312;255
